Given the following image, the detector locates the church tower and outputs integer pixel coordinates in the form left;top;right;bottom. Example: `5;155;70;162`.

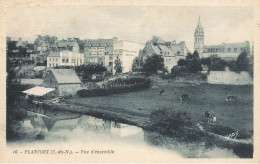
194;16;204;55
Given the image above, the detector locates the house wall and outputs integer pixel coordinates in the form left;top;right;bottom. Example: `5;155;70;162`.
58;83;81;96
84;46;110;67
207;71;253;85
113;41;144;74
47;56;60;68
43;72;59;88
60;51;84;67
163;56;185;72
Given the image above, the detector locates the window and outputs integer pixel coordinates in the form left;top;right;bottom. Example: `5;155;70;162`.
62;59;65;63
228;48;231;52
66;59;69;63
49;64;51;67
234;48;237;52
56;64;58;67
56;58;58;62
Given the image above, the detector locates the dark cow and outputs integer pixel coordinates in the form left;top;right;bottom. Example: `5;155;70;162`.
159;89;166;95
180;94;190;103
205;111;216;123
226;96;237;102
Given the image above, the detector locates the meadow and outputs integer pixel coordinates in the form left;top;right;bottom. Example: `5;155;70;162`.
69;80;253;133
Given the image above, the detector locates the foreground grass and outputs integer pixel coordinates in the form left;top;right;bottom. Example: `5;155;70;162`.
69;81;253;132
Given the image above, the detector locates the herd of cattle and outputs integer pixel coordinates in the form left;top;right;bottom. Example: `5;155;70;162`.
159;89;238;123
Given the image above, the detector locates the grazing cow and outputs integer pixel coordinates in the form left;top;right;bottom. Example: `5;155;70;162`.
226;96;237;102
159;89;166;95
180;94;190;103
205;111;216;123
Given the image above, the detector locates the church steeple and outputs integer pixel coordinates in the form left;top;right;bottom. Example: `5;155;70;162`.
194;16;204;55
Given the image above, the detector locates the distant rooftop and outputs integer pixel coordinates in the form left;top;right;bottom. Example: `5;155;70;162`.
51;69;82;84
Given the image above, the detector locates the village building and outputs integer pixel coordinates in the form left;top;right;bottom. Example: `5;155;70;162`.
139;36;189;72
47;51;84;68
194;17;251;61
43;69;82;96
34;35;58;52
83;37;117;72
113;40;144;74
56;39;79;53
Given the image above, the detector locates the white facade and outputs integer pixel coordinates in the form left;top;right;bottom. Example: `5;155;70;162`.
113;40;144;74
47;51;84;68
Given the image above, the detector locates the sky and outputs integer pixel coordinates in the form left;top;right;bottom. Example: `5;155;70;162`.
6;6;253;51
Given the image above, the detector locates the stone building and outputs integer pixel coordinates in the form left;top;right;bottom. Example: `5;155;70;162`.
139;36;189;72
56;39;79;53
47;51;84;68
43;69;82;96
194;17;251;61
113;40;144;74
83;37;117;72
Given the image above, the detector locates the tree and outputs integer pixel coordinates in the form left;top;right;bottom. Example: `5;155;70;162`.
186;52;193;60
187;58;202;73
132;57;141;72
186;51;199;60
143;54;165;73
193;50;200;59
236;51;249;71
114;55;123;74
201;57;211;66
211;57;226;71
177;59;188;67
75;64;107;79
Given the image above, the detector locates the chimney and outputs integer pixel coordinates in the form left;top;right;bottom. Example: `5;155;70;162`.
172;40;176;45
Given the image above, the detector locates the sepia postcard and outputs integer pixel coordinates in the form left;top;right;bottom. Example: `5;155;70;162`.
0;0;259;163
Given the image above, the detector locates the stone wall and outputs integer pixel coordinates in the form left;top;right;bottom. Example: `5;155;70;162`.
207;71;253;85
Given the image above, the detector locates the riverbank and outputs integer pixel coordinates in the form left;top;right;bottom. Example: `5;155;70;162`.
68;82;253;132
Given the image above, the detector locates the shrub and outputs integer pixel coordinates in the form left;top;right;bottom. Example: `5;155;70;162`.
228;61;239;72
171;66;181;76
77;78;151;97
149;108;193;136
236;51;249;71
187;58;202;73
211;57;226;71
143;55;166;73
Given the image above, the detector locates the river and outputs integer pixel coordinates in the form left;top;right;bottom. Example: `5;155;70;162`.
6;95;239;159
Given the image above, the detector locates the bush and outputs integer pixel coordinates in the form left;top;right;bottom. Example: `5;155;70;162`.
187;58;202;73
149;108;193;136
211;57;226;71
143;55;166;73
77;78;151;97
171;66;182;76
236;51;249;71
227;61;239;72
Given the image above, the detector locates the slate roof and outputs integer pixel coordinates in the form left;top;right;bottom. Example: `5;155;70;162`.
51;69;82;84
171;43;187;56
148;42;161;55
57;41;77;48
158;45;171;53
48;52;60;57
84;39;114;47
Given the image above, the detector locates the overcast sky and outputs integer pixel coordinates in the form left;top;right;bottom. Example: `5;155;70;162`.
6;6;253;51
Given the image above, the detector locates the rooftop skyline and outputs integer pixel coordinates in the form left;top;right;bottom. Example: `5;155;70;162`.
6;6;253;51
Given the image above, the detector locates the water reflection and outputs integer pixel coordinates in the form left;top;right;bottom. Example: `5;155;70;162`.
7;99;239;158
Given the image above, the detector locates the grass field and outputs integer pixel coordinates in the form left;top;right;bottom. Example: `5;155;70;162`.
69;80;253;132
